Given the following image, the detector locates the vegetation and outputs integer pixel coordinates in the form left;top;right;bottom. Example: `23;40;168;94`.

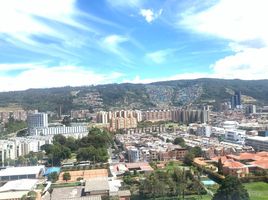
63;172;71;182
48;172;59;183
41;128;112;166
173;137;186;147
0;118;27;137
0;79;267;112
244;182;268;200
184;146;203;165
21;191;37;200
139;168;206;199
212;176;249;200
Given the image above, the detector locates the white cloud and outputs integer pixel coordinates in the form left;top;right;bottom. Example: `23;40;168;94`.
106;0;143;8
124;73;216;84
140;9;163;23
180;0;268;44
0;0;82;38
0;63;39;72
0;65;123;91
101;35;131;62
146;49;172;64
179;0;268;80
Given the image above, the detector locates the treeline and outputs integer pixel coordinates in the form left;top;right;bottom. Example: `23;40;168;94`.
41;128;112;166
0;118;27;138
139;168;206;199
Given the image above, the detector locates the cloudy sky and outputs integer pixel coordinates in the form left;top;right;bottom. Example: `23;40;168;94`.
0;0;267;91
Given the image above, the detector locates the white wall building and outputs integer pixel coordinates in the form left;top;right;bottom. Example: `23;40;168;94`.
246;136;268;151
29;125;88;136
225;129;246;144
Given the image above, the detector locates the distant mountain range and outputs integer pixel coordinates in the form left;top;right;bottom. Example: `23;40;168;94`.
0;78;267;113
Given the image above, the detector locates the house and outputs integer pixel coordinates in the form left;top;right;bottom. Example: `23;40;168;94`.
0;179;38;200
84;177;109;197
0;166;44;181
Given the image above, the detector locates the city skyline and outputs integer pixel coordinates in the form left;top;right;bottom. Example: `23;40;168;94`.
0;0;267;91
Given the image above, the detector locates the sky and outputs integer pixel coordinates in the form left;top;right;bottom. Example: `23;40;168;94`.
0;0;267;91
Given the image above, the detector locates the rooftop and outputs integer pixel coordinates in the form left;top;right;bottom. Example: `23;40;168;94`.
0;166;44;177
0;179;38;193
85;177;109;193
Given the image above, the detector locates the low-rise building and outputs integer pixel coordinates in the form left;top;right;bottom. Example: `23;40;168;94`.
0;166;45;181
246;136;268;151
0;179;38;200
84;177;109;197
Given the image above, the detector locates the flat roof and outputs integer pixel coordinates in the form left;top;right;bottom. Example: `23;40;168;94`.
61;196;102;200
0;179;38;193
247;136;268;142
85;177;109;193
0;166;44;177
0;191;27;199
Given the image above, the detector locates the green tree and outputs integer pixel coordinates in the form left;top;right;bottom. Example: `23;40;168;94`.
212;176;249;200
218;158;223;174
62;116;71;126
173;137;186;147
190;146;202;157
48;172;59;183
184;152;194;165
63;172;71;182
53;134;66;145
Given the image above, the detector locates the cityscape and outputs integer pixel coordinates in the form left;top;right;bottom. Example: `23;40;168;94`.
0;0;267;200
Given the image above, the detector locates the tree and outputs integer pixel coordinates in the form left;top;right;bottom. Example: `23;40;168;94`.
53;134;66;145
190;146;202;157
218;158;223;174
173;137;186;147
62;116;71;126
63;172;71;182
212;176;249;200
48;172;59;183
184;152;194;165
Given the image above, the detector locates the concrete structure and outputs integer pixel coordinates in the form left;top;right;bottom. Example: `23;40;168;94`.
225;129;246;144
0;179;38;200
246;136;268;151
245;104;256;114
27;112;48;129
197;125;212;137
84;177;109;197
231;91;242;109
127;147;140;162
29;125;88;136
0;166;44;181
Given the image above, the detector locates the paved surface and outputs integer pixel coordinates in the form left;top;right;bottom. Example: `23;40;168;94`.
42;186;83;200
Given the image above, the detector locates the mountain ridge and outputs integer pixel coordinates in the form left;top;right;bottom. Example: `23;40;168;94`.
0;78;267;113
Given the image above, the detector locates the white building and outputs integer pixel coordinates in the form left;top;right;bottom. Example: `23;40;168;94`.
197;125;212;137
222;121;239;130
246;136;268;151
225;129;246;144
27;112;48;129
0;141;16;165
29;125;88;136
0;166;44;181
128;147;140;162
0;179;38;200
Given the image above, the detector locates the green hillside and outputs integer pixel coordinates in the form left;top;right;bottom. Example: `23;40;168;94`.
0;78;267;113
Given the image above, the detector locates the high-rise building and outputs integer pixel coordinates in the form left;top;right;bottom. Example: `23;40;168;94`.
231;91;242;109
27;112;48;129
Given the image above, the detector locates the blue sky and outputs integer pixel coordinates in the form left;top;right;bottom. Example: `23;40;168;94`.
0;0;267;91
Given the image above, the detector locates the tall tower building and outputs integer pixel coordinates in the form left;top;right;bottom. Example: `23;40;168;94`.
27;112;48;129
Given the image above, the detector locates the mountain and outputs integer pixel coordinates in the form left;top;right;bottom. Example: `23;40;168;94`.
0;78;267;113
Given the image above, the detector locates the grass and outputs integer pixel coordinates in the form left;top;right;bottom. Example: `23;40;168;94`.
244;182;268;200
184;194;212;200
51;181;81;188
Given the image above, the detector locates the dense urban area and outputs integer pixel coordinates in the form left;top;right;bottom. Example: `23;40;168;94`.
0;86;268;200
